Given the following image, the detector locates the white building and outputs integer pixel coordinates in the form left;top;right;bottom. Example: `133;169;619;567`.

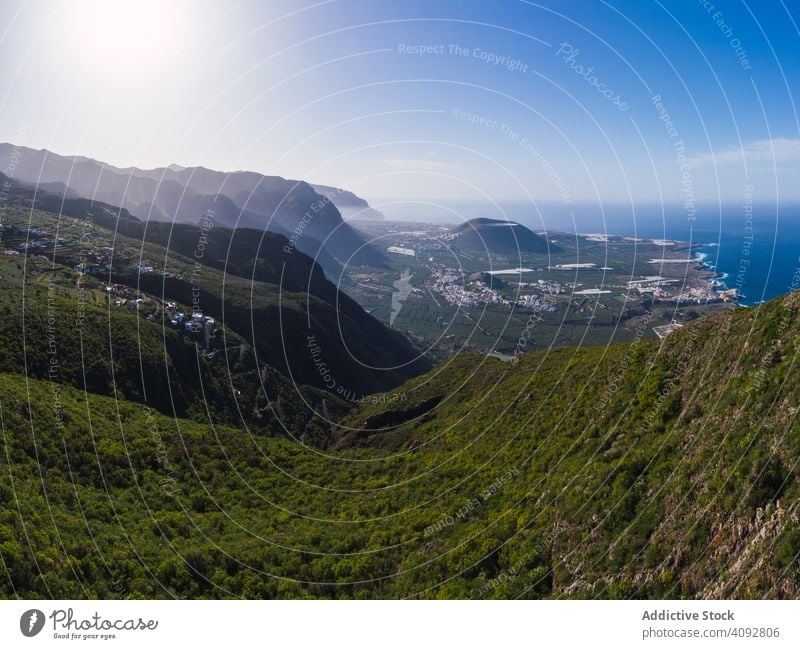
386;246;415;257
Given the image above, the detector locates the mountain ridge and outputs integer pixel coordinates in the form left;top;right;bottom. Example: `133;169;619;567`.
0;143;381;266
311;183;385;221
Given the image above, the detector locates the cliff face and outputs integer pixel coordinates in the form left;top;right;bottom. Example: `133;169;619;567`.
311;183;385;220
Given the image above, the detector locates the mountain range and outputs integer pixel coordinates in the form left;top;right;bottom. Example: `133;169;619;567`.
0;171;429;417
0;143;384;272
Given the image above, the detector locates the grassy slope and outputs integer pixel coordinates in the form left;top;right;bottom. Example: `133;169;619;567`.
1;294;800;598
339;293;800;598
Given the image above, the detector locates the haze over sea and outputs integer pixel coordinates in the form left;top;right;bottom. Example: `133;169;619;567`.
379;201;800;307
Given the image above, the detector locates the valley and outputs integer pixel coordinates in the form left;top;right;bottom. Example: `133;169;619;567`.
345;219;737;359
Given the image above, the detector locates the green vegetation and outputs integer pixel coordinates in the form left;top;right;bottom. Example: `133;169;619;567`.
1;288;799;598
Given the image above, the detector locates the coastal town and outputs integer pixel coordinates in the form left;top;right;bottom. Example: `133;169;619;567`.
424;255;737;312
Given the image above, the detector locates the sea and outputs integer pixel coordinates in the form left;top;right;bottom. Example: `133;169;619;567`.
378;201;800;307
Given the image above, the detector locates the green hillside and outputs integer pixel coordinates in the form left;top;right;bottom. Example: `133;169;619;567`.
0;175;429;397
1;291;799;598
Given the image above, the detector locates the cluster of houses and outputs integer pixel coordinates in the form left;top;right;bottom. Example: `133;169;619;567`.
513;293;558;311
626;275;738;304
671;286;739;304
76;246;115;274
105;283;144;309
429;266;569;311
166;304;217;348
430;266;505;307
624;274;739;305
1;223;65;255
518;279;565;295
79;254;167;278
103;288;218;349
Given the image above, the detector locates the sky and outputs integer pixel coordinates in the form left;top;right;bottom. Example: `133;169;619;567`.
1;0;799;209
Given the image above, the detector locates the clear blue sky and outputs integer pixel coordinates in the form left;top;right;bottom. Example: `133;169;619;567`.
1;0;799;205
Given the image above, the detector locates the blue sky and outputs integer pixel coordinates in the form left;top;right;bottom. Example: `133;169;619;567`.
1;0;799;206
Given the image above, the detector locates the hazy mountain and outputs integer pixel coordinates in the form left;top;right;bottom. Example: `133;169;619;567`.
449;217;556;254
0;143;381;266
311;183;385;220
139;191;346;280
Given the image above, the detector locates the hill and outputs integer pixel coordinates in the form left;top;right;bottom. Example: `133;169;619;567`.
449;217;556;255
335;294;800;597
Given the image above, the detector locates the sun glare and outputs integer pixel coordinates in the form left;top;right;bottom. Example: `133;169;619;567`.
64;0;185;71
